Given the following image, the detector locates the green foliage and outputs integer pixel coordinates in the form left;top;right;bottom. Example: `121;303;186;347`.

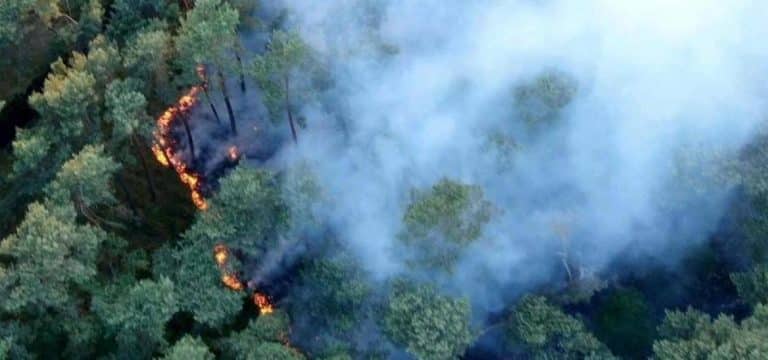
165;240;243;328
185;166;288;255
282;161;325;234
218;312;304;360
382;281;474;360
175;0;239;72
514;70;577;125
121;28;174;102
653;305;768;359
161;336;214;360
251;30;313;125
94;277;179;358
732;264;768;307
0;0;34;47
0;202;106;315
106;0;177;44
11;127;54;175
28;58;97;139
44;144;121;208
508;296;615;360
593;289;655;358
105;78;150;140
291;258;370;333
400;178;494;270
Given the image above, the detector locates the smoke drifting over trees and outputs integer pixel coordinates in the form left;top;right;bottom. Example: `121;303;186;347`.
269;0;768;299
3;0;768;358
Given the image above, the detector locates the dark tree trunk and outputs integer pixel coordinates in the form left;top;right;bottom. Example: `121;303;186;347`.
131;135;157;202
218;71;237;136
235;51;247;93
283;75;298;143
115;173;138;216
181;114;196;161
203;87;222;124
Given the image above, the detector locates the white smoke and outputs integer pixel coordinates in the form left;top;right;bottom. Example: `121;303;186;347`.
253;0;768;311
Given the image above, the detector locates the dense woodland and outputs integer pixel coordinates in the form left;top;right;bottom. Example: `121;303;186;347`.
2;1;768;359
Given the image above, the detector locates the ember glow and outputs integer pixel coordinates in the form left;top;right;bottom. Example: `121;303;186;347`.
151;86;208;210
213;244;229;266
221;273;245;291
228;145;239;161
253;292;275;314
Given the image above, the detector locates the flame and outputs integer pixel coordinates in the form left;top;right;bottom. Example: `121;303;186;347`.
221;273;245;291
213;244;228;265
253;292;274;314
228;146;239;161
151;86;208;209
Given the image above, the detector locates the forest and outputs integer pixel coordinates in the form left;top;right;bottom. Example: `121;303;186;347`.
2;0;768;359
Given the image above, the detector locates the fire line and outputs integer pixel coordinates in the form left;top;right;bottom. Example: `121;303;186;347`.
213;244;275;315
151;86;208;210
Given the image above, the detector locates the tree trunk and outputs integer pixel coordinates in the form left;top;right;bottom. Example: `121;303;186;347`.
181;114;196;161
115;173;137;216
235;51;247;93
283;75;298;143
218;71;238;136
203;87;222;124
132;135;157;202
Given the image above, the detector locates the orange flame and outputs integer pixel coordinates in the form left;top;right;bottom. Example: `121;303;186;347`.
253;292;274;314
228;146;239;161
221;273;245;291
152;86;208;210
213;244;228;266
213;244;276;315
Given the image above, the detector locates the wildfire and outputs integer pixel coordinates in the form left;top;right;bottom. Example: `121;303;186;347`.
151;86;208;210
221;273;245;291
213;244;229;265
213;244;276;315
228;145;239;161
253;292;275;314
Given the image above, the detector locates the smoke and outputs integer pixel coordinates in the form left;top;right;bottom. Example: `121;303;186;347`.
181;0;768;353
261;0;768;304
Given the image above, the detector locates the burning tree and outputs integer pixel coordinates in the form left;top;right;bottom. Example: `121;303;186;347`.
218;312;303;359
175;0;240;135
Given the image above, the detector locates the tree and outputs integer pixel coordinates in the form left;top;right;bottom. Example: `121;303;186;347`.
106;0;178;44
218;312;304;360
514;70;577;126
44;144;121;219
161;336;214;360
105;78;157;200
175;0;239;134
1;145;118;317
121;28;174;103
93;277;179;358
289;257;370;343
251;30;314;143
653;305;768;359
28;58;97;142
0;0;34;48
399;178;494;270
0;203;106;315
507;296;615;359
382;281;474;360
165;239;244;328
184;166;289;256
732;264;768;307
